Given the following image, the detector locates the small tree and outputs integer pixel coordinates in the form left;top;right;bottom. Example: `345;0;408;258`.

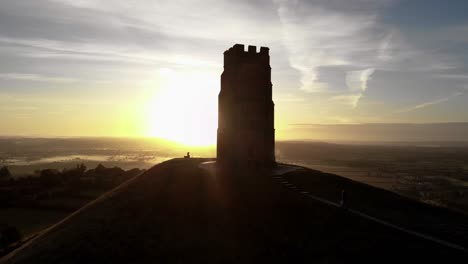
39;169;63;188
0;166;12;180
63;163;87;184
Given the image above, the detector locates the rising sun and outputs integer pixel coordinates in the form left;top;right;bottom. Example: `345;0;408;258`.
144;68;218;146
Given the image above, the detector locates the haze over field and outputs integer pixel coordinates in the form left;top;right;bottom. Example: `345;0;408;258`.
1;137;467;213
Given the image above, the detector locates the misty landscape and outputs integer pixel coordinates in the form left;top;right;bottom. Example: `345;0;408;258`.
3;137;467;212
2;136;468;254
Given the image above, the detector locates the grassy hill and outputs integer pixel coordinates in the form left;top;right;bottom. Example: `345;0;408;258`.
1;158;467;263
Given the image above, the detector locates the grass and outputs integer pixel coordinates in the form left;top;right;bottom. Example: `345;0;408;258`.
283;167;468;246
0;208;69;239
1;158;467;263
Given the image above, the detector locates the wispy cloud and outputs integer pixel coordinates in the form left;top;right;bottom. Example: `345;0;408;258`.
397;92;464;113
274;93;306;103
0;73;77;83
329;94;363;108
377;31;394;62
436;74;468;79
0;105;39;111
346;68;375;93
274;0;383;94
273;0;391;110
338;67;375;107
0;36;216;68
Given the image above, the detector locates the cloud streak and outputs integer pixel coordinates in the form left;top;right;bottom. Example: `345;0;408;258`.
0;73;77;83
398;92;464;113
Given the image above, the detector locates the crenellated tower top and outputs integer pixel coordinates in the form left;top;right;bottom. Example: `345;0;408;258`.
223;44;270;67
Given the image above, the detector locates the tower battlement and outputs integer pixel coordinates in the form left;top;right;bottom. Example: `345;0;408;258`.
223;44;270;66
224;44;269;54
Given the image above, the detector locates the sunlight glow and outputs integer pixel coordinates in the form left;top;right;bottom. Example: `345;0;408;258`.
144;68;218;146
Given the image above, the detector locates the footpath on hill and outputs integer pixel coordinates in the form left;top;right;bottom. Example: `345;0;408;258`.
1;158;467;263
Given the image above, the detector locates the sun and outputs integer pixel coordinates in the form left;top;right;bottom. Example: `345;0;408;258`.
144;68;218;146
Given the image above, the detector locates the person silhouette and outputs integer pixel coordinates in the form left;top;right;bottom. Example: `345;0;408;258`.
340;189;347;209
184;152;190;159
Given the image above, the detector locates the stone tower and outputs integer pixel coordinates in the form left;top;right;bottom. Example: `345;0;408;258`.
217;44;275;168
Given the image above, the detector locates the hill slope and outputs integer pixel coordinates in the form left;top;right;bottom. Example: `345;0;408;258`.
1;158;467;263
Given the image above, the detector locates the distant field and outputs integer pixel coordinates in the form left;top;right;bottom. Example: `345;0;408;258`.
1;138;467;213
277;141;468;213
288;163;397;189
6;158;170;178
0;137;210;177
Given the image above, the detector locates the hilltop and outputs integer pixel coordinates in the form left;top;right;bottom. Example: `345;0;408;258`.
1;158;467;263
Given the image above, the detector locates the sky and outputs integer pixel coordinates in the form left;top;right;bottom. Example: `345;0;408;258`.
1;0;468;144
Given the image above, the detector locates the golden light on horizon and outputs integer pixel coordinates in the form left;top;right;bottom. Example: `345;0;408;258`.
144;68;218;147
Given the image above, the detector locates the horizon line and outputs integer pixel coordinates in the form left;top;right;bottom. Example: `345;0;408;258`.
289;122;468;126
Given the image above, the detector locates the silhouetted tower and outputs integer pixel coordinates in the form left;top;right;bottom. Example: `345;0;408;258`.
217;44;275;167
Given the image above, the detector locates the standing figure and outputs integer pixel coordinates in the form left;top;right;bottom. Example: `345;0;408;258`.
340;189;347;209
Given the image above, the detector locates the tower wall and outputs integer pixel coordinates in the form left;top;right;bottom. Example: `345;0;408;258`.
217;44;275;167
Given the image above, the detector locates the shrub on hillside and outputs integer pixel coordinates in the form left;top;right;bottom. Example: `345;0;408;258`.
0;166;12;181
